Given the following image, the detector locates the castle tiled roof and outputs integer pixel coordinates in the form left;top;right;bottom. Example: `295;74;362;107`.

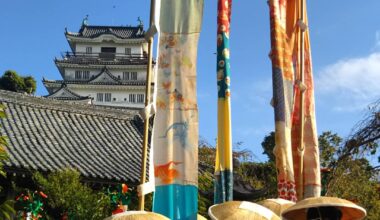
0;90;147;184
44;84;91;101
66;25;145;39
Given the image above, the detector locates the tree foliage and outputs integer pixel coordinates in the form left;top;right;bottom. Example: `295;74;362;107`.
0;103;16;219
0;70;36;94
33;169;112;220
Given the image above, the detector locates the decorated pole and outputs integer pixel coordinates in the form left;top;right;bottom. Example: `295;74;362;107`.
292;0;321;199
297;0;306;200
138;0;155;211
214;0;233;204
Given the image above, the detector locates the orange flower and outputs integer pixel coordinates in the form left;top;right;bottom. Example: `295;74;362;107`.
122;184;128;194
39;191;48;199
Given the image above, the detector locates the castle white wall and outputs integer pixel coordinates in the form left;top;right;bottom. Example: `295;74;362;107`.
63;68;147;81
75;43;144;55
71;87;146;108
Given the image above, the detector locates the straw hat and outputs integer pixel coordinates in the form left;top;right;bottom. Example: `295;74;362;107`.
258;198;295;216
197;214;207;220
208;201;281;220
282;197;367;220
104;211;169;220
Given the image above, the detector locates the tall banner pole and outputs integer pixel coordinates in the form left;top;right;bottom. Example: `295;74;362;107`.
214;0;233;204
297;0;306;200
292;0;321;199
138;0;155;210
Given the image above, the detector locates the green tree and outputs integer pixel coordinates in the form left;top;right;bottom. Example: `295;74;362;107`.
23;76;37;94
0;104;16;220
33;169;112;220
0;70;36;94
317;130;380;219
261;132;276;163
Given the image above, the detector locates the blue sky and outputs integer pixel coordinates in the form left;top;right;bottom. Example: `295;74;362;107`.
1;0;379;162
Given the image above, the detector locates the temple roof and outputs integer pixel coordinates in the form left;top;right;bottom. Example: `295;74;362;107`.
65;25;145;39
0;90;146;184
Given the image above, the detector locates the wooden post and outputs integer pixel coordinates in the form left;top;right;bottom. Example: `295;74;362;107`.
298;0;306;200
138;0;155;211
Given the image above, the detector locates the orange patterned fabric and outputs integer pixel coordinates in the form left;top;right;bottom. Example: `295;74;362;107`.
290;0;321;199
269;0;321;201
269;0;297;202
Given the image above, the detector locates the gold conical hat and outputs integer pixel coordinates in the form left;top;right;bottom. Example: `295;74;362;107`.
258;198;295;216
282;197;366;220
104;211;169;220
197;214;207;220
208;201;281;220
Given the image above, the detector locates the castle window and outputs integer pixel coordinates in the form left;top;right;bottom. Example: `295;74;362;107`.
123;72;129;80
86;47;92;54
96;93;104;102
105;93;112;102
125;48;131;55
131;72;138;80
137;94;144;103
83;71;90;79
75;70;82;79
129;94;136;103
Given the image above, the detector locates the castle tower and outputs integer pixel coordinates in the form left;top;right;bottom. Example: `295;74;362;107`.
44;18;150;108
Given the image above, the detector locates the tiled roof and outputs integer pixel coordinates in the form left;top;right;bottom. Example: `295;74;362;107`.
0;90;147;184
66;25;145;39
55;57;149;66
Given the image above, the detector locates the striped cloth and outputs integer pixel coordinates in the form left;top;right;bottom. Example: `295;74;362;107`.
214;0;233;204
152;1;204;219
269;0;321;201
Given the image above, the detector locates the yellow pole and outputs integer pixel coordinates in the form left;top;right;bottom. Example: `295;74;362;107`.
138;0;155;211
298;0;306;200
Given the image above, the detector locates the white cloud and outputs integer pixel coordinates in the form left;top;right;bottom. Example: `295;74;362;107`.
316;52;380;111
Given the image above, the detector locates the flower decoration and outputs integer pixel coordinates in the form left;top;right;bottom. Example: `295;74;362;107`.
15;190;47;220
106;183;131;215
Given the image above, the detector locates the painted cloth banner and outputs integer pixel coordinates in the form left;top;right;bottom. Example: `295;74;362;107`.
269;0;297;202
152;1;204;219
269;0;321;201
214;0;233;204
290;0;321;199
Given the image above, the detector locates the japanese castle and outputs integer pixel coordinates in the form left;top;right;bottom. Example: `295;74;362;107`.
43;18;150;108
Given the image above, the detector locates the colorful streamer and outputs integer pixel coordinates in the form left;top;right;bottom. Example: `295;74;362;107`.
152;1;204;219
290;0;321;199
214;0;233;204
269;0;321;201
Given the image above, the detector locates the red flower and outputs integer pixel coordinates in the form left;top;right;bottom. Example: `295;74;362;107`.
15;193;24;201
